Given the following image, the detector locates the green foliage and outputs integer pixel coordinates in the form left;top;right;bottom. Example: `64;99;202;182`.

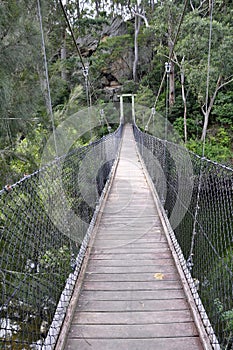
212;91;233;126
39;245;71;274
8;124;48;182
187;127;232;165
75;17;109;35
173;116;201;140
91;34;133;78
214;298;233;335
1;0;233;188
135;85;154;107
177;12;233;106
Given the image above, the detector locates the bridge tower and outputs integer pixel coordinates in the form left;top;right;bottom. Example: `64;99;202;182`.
118;93;136;125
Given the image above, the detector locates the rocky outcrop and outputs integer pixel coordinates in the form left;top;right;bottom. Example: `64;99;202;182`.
76;15;153;96
76;17;128;57
101;17;128;38
77;34;99;57
76;17;133;90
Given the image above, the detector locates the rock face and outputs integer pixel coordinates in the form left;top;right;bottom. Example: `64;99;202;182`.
76;17;128;57
77;34;99;57
76;16;153;95
76;17;133;91
101;17;128;38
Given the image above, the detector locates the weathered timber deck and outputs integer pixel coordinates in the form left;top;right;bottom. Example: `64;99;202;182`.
60;124;209;350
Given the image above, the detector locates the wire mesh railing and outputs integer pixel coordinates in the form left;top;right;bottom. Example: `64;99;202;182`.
133;125;233;350
0;126;122;349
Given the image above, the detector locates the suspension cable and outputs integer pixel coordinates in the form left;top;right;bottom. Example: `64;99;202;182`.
58;0;86;70
37;0;58;156
145;62;171;132
58;0;94;110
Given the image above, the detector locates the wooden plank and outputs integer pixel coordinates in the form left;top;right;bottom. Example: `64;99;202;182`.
82;280;182;291
89;252;172;260
93;242;168;248
68;323;198;338
96;232;163;238
99;216;158;221
95;235;165;241
102;208;156;214
97;226;162;231
85;272;179;282
76;299;188;312
93;237;166;243
102;202;156;207
86;264;177;274
79;290;184;301
98;228;162;232
91;246;170;255
72;310;193;324
96;229;162;235
92;241;167;247
98;219;159;226
86;258;174;267
94;238;166;244
107;193;153;198
103;202;155;207
65;338;204;350
92;242;169;250
91;247;170;254
94;238;165;244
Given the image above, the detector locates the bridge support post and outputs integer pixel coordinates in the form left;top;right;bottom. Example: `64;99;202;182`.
132;94;135;124
119;95;124;124
118;93;136;125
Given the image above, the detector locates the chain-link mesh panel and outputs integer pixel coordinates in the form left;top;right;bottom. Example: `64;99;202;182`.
0;126;122;349
134;125;233;350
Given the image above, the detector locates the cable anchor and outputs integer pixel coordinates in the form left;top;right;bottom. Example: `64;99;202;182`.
165;62;171;74
82;66;89;79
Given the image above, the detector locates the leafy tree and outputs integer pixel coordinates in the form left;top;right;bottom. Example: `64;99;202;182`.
177;12;233;141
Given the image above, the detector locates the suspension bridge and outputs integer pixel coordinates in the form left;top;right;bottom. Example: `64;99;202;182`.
1;0;232;348
0;98;232;350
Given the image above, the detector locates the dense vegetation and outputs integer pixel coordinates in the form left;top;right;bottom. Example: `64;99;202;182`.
0;0;233;190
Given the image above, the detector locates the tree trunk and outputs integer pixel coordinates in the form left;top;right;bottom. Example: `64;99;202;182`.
168;9;175;107
180;68;187;143
76;0;81;19
61;30;67;81
201;75;222;141
133;15;140;82
169;60;175;106
37;65;51;116
95;0;100;17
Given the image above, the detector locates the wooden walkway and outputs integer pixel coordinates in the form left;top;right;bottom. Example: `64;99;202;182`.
60;125;209;350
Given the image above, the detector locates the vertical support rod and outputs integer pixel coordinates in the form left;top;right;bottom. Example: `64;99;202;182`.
120;95;124;124
132;94;135;125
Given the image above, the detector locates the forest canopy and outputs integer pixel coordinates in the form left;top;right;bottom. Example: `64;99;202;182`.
0;0;233;189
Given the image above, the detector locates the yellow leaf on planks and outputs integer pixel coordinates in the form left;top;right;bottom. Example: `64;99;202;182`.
154;273;164;280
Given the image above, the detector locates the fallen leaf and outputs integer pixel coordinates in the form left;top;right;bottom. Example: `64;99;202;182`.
154;273;164;280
